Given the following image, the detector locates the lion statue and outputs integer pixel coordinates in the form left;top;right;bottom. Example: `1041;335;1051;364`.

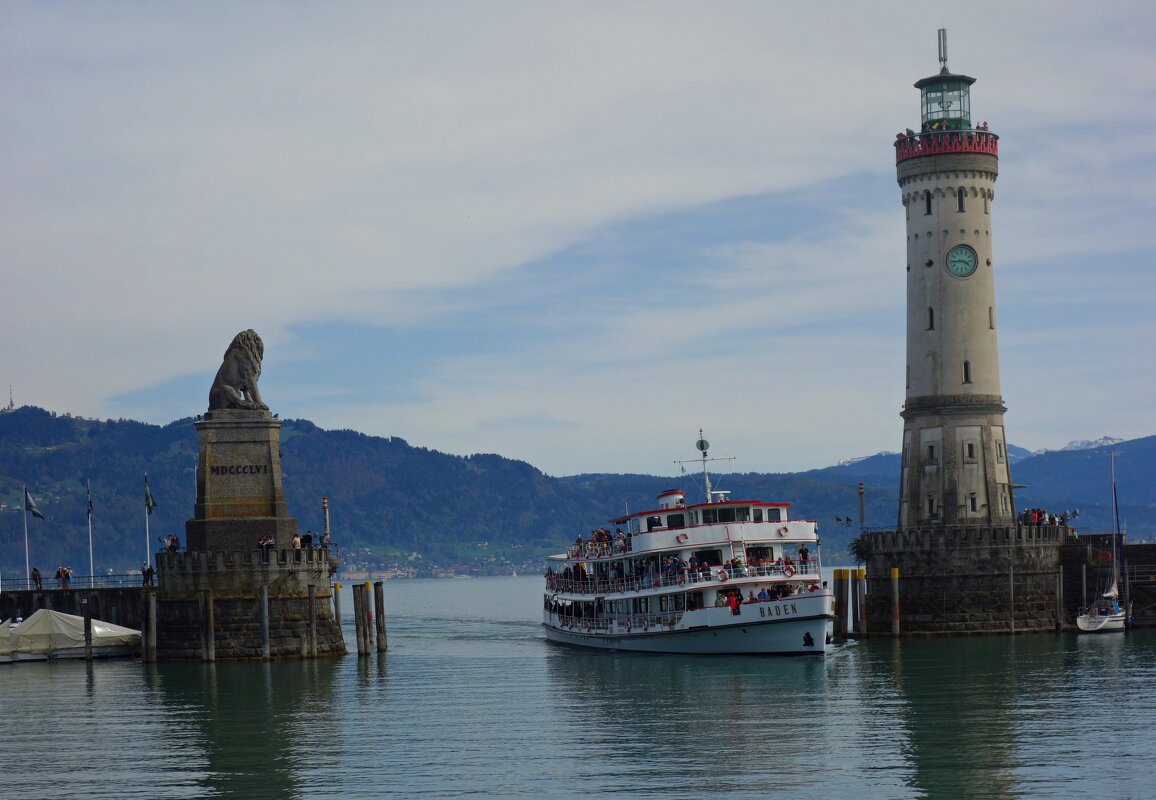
208;329;269;411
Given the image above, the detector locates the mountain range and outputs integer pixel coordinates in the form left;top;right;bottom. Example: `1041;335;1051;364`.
1;405;1152;578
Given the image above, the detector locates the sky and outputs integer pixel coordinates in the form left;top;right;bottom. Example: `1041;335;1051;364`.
3;2;1155;477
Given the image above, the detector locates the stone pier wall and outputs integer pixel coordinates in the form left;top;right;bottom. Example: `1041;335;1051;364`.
863;525;1065;635
155;547;345;659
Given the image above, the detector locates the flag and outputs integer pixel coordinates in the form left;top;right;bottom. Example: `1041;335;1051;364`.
145;475;156;515
25;487;44;520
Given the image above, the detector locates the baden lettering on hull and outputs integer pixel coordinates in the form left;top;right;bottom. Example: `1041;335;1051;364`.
209;464;271;476
760;602;800;618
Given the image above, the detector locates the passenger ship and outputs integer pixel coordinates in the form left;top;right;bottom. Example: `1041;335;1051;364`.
543;438;834;655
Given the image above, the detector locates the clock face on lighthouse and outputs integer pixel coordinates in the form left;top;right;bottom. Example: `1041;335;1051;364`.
946;244;978;277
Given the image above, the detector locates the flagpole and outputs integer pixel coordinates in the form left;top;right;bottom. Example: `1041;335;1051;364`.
87;480;95;589
23;484;31;586
145;489;151;569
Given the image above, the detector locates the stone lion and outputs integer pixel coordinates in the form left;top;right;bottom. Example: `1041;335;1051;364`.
208;329;269;411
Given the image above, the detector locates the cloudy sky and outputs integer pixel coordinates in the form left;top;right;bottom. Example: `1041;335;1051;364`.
3;2;1154;476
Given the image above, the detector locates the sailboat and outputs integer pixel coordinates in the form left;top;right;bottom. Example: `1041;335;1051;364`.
1076;452;1130;633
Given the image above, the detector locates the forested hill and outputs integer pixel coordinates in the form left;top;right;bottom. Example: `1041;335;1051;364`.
1;406;1153;578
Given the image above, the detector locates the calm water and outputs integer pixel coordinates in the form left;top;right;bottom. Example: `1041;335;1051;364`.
2;576;1154;799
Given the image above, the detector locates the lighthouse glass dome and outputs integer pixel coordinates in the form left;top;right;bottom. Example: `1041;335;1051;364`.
915;73;974;129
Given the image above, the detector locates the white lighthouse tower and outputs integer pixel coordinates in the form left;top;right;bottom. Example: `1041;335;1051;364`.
894;30;1014;529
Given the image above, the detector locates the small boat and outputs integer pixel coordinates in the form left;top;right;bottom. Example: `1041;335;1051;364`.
542;434;834;655
0;609;141;662
1076;452;1131;633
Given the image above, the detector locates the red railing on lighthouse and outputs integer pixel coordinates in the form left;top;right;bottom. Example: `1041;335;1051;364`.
895;129;999;164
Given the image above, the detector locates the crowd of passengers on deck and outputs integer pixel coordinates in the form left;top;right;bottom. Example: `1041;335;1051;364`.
546;546;815;594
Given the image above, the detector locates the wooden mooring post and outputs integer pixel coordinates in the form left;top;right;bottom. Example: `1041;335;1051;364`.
373;580;388;652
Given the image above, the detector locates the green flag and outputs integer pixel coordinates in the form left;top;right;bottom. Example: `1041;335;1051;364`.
145;475;156;515
25;487;44;520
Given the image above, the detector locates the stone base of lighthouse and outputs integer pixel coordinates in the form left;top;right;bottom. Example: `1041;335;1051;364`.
862;525;1066;635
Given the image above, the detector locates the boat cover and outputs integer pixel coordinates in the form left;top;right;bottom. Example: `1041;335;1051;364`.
0;618;14;656
9;609;140;654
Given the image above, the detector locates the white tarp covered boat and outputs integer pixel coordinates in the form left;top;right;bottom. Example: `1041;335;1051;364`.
0;609;140;662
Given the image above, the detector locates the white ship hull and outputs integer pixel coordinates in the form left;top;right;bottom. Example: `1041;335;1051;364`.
544;594;834;655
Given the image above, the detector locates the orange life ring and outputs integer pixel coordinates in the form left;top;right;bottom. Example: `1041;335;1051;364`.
777;527;786;536
718;570;729;582
784;565;796;578
676;533;689;543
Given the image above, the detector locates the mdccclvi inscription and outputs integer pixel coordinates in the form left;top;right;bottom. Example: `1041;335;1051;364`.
210;464;271;476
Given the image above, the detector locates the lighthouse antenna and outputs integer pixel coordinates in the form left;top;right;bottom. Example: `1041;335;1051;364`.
938;28;948;72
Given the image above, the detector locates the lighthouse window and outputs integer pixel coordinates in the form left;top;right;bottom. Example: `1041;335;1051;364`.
924;191;932;215
926;444;937;464
996;441;1005;463
989;307;994;330
963;360;972;383
969;493;978;513
957;188;966;212
965;442;977;462
984;196;990;214
927;307;934;330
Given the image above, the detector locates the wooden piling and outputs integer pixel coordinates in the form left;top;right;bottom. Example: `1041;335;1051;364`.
849;569;861;635
352;584;367;655
146;590;157;663
856;568;867;635
83;594;93;661
833;569;848;640
891;567;900;635
260;584;270;660
308;584;317;658
374;580;388;652
202;588;216;662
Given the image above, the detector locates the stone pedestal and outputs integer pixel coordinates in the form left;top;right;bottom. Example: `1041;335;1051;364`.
158;407;345;659
185;410;297;552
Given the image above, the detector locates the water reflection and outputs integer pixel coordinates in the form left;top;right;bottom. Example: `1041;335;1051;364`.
147;658;344;799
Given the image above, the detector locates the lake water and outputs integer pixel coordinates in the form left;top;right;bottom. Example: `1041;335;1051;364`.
2;576;1154;799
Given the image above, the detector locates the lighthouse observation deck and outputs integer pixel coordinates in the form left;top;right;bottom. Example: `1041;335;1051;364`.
894;128;999;164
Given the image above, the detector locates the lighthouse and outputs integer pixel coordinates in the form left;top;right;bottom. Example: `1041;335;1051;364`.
862;32;1065;636
894;29;1013;529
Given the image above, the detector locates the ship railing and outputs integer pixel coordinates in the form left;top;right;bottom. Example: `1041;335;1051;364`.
545;560;820;595
548;611;685;634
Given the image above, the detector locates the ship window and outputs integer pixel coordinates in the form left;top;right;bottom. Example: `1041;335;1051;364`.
924;190;932;215
766;507;783;522
753;508;764;522
735;507;751;522
689;510;698;525
666;513;685;530
646;516;662;531
718;507;737;523
702;509;717;524
629;518;641;534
